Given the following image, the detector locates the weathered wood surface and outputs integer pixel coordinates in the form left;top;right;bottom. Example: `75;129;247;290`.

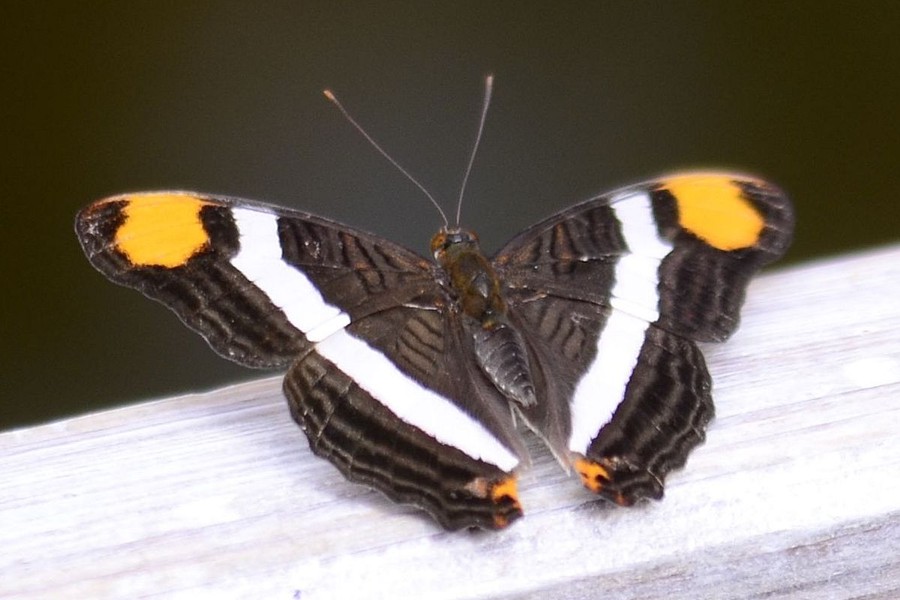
3;244;899;599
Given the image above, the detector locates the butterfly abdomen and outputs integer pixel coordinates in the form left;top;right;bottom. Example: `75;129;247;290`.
473;318;538;407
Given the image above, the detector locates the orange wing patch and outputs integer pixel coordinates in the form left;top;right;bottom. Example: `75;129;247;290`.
490;476;522;528
574;457;610;493
664;174;765;251
114;193;211;267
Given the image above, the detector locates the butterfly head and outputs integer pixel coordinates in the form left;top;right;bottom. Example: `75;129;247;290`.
430;228;481;265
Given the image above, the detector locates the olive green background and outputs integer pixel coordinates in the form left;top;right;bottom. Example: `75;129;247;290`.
3;3;898;430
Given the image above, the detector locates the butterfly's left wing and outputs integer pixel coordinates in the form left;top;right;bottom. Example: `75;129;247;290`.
76;192;526;530
493;173;794;505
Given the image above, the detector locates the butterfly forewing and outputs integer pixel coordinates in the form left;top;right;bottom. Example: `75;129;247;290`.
77;195;311;368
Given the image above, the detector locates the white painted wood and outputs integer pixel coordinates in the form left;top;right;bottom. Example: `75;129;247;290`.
3;245;900;600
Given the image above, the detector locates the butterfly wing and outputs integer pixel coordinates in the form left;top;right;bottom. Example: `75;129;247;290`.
76;192;525;529
285;304;526;529
493;173;793;504
76;192;438;368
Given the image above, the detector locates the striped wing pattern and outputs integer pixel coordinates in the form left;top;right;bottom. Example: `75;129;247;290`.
77;193;526;530
75;172;793;529
77;198;309;368
286;306;524;530
494;175;793;504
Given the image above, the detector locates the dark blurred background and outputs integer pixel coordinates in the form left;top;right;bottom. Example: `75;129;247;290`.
3;3;898;430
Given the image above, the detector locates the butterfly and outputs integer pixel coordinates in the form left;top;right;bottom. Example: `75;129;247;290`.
76;76;793;529
75;170;793;530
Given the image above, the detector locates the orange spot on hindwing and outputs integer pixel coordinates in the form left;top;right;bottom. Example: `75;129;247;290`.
574;457;610;494
490;476;521;529
114;193;211;267
664;174;765;251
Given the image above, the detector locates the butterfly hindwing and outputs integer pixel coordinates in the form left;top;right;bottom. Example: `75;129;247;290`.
285;305;526;530
494;173;792;505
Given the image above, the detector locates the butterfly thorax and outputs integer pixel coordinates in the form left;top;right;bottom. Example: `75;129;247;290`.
431;229;506;320
431;228;537;408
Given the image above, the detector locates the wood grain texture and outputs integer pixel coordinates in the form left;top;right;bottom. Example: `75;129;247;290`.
3;245;900;599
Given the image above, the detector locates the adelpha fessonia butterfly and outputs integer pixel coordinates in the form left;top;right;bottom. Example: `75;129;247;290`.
75;77;794;530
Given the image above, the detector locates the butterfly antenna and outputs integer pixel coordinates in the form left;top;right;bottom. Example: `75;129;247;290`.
455;74;494;227
323;89;449;228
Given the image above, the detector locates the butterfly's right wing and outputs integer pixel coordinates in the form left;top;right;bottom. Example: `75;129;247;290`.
494;173;793;504
76;192;438;368
286;303;526;530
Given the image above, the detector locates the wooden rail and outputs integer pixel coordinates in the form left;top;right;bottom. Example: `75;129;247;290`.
3;244;899;599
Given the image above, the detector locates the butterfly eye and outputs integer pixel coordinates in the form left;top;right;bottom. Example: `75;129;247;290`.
430;232;449;257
